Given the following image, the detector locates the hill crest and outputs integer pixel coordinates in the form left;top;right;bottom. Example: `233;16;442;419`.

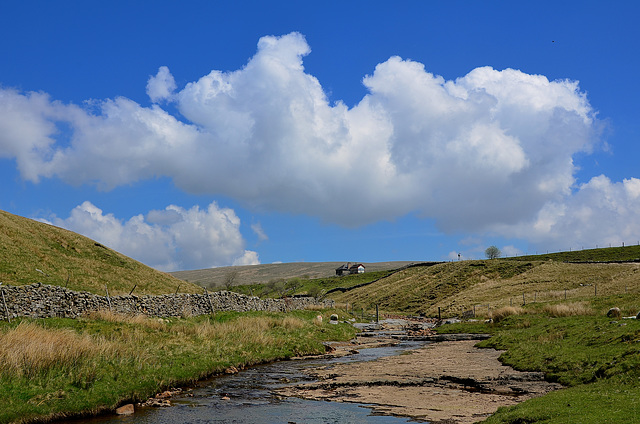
0;210;201;295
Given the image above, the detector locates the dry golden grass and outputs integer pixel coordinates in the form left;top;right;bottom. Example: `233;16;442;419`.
304;304;325;311
0;322;117;378
174;315;306;348
543;302;594;317
281;316;305;329
85;309;168;331
490;306;525;322
330;260;640;317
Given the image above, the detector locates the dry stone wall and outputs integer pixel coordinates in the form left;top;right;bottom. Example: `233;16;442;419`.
0;283;332;320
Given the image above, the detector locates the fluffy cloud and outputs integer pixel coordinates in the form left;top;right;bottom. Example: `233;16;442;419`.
2;32;627;250
147;66;176;103
45;201;259;271
494;176;640;250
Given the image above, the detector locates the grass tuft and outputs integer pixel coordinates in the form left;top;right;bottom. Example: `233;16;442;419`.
490;306;524;322
543;302;594;317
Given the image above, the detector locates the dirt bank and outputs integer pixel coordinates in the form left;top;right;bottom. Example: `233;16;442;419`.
277;339;562;424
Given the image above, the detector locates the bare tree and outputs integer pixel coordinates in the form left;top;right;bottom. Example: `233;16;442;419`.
485;245;501;259
224;270;239;291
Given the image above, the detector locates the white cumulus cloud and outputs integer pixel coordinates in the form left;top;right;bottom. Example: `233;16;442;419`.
44;201;258;271
2;32;633;251
147;66;177;103
494;176;640;250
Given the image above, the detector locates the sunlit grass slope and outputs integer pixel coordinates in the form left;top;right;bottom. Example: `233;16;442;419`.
0;210;201;295
330;250;640;317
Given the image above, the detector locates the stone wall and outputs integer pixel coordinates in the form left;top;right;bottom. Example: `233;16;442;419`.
0;283;332;320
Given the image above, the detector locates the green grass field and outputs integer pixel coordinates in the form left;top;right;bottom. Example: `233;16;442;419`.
0;310;356;424
439;303;640;423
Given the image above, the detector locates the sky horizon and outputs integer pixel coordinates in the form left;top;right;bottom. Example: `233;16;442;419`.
2;1;640;271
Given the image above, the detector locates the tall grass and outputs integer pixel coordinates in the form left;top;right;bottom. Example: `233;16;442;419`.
0;310;356;424
0;322;117;379
490;306;525;322
85;309;168;331
543;302;594;317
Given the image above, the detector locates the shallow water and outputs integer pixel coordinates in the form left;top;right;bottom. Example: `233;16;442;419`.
76;341;429;424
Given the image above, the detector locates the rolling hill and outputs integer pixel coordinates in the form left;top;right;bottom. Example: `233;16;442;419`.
170;261;418;288
0;210;202;295
329;251;640;317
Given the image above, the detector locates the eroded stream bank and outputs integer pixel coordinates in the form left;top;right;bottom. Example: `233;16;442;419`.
78;319;561;424
74;335;427;424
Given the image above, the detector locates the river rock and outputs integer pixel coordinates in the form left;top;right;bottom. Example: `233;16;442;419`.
115;404;134;415
225;366;239;374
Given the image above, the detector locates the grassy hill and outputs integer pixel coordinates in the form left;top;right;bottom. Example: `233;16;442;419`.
0;210;202;295
170;261;418;288
329;247;640;317
510;244;640;262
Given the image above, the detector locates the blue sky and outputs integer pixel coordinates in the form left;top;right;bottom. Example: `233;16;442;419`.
2;1;640;271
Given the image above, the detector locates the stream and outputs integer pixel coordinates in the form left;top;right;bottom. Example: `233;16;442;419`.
77;340;430;424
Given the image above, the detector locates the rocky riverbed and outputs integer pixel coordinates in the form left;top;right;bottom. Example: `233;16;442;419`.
104;319;562;424
276;321;562;424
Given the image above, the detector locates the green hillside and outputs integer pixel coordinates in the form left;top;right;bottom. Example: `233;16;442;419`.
0;210;202;295
330;247;640;317
511;244;640;262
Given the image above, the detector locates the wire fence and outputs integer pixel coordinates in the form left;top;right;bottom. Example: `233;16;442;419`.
338;282;639;322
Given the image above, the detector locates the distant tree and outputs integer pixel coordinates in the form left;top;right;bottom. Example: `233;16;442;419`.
224;270;239;291
285;278;301;294
485;245;501;259
274;280;286;298
266;279;277;294
307;285;322;300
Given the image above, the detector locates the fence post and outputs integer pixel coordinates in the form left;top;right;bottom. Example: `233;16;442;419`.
105;285;112;311
523;292;526;306
376;304;379;323
129;284;137;296
175;284;181;295
1;283;10;323
438;307;441;320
